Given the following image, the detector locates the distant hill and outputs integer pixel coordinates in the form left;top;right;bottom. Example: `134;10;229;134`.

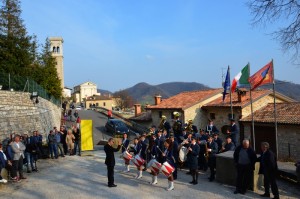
261;80;300;101
98;89;112;96
122;82;210;104
105;80;300;104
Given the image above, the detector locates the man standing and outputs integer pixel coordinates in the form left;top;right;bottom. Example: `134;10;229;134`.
259;142;279;199
233;139;257;195
187;137;200;185
11;135;26;181
227;119;239;146
205;119;219;135
104;138;121;187
0;143;8;183
207;135;218;182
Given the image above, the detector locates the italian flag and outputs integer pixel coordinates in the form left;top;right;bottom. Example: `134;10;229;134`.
231;64;250;93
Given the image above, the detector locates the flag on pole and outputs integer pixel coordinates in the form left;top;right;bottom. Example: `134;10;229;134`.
223;66;230;101
248;61;274;90
231;64;250;93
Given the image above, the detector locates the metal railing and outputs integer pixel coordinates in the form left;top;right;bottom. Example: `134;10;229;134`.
0;72;61;106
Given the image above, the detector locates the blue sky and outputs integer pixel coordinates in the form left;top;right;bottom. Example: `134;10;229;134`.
21;0;300;92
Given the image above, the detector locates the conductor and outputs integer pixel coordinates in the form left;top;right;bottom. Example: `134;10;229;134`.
104;138;121;187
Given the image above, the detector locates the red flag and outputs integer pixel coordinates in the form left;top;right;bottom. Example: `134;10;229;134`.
248;61;274;90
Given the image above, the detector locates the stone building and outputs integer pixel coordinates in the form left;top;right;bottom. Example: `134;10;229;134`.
202;89;295;141
240;102;300;161
72;81;100;103
146;89;223;129
85;95;113;109
49;37;64;89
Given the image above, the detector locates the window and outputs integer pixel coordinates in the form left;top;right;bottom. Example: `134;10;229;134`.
159;111;162;118
57;46;60;53
52;47;56;53
210;113;216;120
103;102;106;106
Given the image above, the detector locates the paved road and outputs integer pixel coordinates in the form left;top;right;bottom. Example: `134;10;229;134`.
1;149;299;199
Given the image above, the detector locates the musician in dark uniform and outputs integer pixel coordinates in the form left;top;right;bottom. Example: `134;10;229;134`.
148;136;159;185
159;115;171;138
227;119;239;146
259;142;279;199
135;135;147;179
207;135;218;182
170;135;179;180
213;133;223;154
187;137;200;185
197;138;208;171
162;139;175;191
104;138;121;187
172;112;182;141
156;130;165;163
205;119;219;135
121;133;130;172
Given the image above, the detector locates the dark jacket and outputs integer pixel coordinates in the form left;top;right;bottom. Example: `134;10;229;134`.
136;140;147;159
258;149;278;175
187;143;200;169
0;151;6;168
223;142;235;152
121;139;130;153
205;125;219;134
104;144;121;167
233;145;257;170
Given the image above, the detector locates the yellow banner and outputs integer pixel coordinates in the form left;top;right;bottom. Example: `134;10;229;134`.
81;120;93;151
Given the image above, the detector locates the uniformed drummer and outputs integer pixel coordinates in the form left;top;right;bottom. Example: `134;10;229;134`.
121;133;130;172
162;139;175;191
170;135;178;180
134;135;147;179
147;136;159;185
187;137;200;185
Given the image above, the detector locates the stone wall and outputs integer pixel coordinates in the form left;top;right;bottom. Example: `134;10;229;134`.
243;123;300;161
0;91;61;142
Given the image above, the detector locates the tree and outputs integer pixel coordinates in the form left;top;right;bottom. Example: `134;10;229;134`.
113;90;135;110
248;0;300;63
0;0;37;74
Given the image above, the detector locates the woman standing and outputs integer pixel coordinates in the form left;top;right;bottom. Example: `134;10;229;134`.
65;129;75;156
162;138;175;191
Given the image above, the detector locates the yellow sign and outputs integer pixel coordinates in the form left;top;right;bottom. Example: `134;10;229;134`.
81;120;93;151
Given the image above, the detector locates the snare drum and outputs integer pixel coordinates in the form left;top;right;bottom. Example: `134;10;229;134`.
123;151;133;161
148;159;161;174
161;161;175;177
132;154;145;168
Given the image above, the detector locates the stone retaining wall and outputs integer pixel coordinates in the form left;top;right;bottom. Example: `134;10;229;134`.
0;91;61;142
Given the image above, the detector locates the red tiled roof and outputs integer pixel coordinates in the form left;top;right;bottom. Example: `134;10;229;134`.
86;95;111;101
240;102;300;125
203;89;272;108
146;89;223;110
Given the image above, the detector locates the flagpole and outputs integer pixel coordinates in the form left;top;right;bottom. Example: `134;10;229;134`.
249;63;255;150
229;65;233;118
272;59;278;159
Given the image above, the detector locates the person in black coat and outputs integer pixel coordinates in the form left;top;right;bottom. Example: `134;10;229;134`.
0;143;8;183
187;137;200;185
227;119;239;146
259;142;279;199
233;139;257;195
170;135;179;180
121;133;130;172
135;135;147;179
213;133;223;154
104;138;121;187
221;136;235;153
205;119;219;135
207;135;218;181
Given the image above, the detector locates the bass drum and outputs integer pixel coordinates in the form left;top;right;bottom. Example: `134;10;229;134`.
161;161;175;177
179;146;187;163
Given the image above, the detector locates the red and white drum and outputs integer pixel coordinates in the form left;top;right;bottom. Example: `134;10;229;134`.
161;161;175;177
132;154;145;167
123;151;133;161
148;159;161;174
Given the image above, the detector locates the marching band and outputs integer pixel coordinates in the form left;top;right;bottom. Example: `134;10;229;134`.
115;114;236;191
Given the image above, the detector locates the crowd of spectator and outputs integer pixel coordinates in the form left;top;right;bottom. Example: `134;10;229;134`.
0;124;81;184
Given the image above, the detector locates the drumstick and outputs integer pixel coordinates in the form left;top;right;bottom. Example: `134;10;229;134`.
156;145;163;154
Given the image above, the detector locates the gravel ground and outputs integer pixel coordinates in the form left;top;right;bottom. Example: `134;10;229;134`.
0;149;299;199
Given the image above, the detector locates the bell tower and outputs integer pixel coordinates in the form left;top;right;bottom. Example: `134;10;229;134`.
49;37;64;89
